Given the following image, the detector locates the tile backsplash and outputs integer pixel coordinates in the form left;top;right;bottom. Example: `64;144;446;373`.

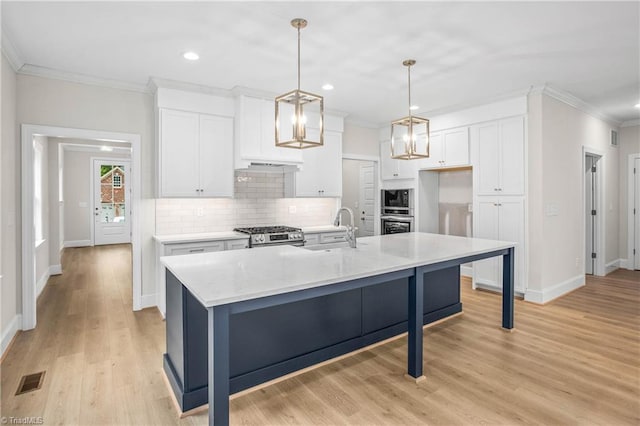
155;171;339;235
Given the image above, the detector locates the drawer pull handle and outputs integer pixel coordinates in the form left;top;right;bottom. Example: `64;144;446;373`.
189;248;205;253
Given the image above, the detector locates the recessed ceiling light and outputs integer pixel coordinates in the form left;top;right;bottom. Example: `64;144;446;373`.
183;51;199;61
100;146;113;152
635;103;640;108
322;83;334;90
409;105;419;111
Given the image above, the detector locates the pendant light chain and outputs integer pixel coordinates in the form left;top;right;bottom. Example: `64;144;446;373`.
407;63;412;120
297;24;301;91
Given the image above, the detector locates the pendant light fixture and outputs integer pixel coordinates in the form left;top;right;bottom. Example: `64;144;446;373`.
275;18;324;149
390;59;430;160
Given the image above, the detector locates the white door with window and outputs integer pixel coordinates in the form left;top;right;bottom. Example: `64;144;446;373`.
93;160;131;245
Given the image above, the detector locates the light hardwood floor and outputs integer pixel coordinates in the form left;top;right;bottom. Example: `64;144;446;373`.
1;244;639;425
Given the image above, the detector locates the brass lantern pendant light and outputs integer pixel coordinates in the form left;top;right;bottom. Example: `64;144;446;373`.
390;59;430;160
275;18;324;149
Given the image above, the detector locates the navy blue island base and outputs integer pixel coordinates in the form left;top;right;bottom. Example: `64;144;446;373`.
163;246;515;426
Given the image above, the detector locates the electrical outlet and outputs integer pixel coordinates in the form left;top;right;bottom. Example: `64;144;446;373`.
575;257;580;268
196;208;204;217
289;205;297;214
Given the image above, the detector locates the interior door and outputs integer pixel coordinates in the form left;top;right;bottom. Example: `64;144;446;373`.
358;164;376;236
94;160;131;245
635;158;640;269
585;155;598;274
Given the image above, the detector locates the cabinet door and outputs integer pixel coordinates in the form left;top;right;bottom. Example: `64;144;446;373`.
237;96;263;161
498;198;525;292
295;129;321;196
443;128;469;166
473;199;500;288
499;117;525;195
319;131;343;196
199;115;234;197
473;122;501;195
160;109;200;197
380;140;397;180
417;132;443;169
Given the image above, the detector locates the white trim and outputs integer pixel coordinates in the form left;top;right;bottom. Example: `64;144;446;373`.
621;119;640;128
1;30;24;71
152;77;233;98
22;124;143;330
524;274;585;304
628;153;640;270
63;239;92;248
140;293;158;310
342;153;380;162
619;258;631;270
1;314;22;358
36;268;50;298
18;64;149;94
461;265;473;278
605;259;622;275
532;85;621;127
50;264;62;275
582;146;606;276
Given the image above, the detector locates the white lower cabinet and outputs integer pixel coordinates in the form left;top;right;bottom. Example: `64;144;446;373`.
156;237;249;317
303;229;347;246
473;197;525;293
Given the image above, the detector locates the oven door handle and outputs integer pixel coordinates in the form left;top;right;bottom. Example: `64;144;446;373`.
381;215;414;222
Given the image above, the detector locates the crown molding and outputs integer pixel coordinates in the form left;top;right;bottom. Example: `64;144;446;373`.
150;77;233;98
1;30;25;71
19;64;149;93
621;119;640;128
531;84;622;127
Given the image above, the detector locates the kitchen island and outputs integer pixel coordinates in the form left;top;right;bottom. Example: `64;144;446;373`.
161;232;516;425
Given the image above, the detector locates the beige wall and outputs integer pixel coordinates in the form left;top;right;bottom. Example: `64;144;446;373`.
528;93;621;295
15;74;157;297
342;121;379;157
1;54;18;339
618;125;640;265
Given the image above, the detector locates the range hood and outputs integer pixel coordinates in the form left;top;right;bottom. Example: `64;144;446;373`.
240;162;300;173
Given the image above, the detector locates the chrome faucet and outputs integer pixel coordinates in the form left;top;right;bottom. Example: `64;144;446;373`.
333;207;357;248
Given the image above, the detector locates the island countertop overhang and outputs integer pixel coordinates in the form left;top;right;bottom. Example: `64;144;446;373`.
160;232;516;308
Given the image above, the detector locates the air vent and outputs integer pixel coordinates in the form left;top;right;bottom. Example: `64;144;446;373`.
611;129;618;147
15;371;45;395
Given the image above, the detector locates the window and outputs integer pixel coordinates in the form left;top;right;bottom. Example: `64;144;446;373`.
113;174;122;188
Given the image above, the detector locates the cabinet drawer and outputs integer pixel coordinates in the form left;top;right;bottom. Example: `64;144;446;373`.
224;239;249;250
304;234;320;245
166;241;225;256
320;232;347;243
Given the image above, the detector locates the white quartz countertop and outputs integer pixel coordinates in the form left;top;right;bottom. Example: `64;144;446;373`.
301;225;347;233
154;231;248;244
161;232;516;308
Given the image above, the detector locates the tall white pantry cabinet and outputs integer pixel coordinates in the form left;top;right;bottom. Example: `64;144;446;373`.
471;116;526;293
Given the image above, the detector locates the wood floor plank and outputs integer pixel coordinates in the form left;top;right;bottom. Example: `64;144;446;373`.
1;246;638;425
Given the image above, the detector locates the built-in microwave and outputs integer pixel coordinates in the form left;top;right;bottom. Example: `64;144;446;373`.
382;189;413;216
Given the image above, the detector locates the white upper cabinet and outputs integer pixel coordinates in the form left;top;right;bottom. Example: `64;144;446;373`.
159;108;234;198
416;127;469;170
380;140;417;180
294;130;342;197
234;95;303;169
472;116;525;195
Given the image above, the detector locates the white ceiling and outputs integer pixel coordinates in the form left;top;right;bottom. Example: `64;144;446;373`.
3;1;639;125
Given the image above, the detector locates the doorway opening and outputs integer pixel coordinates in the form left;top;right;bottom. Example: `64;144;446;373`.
583;148;605;276
21;125;142;331
342;157;379;237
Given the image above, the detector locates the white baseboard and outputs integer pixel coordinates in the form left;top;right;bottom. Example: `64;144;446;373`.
525;274;584;304
1;314;22;358
50;264;62;275
461;265;473;277
605;259;622;275
619;258;633;270
140;293;157;310
36;269;51;298
64;239;91;248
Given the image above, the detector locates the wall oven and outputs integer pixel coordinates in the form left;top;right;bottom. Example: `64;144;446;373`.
381;215;414;234
381;189;414;234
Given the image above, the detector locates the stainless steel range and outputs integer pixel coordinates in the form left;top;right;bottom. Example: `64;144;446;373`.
234;226;304;248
